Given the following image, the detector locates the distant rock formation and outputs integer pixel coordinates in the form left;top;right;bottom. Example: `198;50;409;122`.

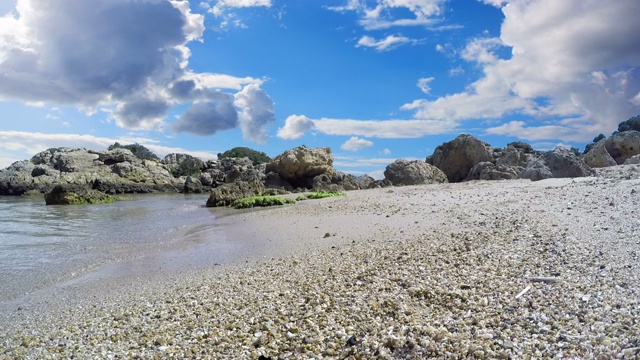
265;145;334;189
584;130;640;167
519;147;595;181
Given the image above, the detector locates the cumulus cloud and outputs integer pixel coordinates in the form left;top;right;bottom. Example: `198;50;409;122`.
328;0;445;30
356;35;419;52
340;136;374;151
0;0;274;141
403;0;640;141
209;0;272;16
276;115;316;139
235;83;275;143
277;115;456;139
171;95;239;135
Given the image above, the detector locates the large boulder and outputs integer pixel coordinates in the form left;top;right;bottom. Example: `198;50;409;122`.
604;131;640;165
266;146;334;189
384;159;448;186
427;134;493;182
496;145;530;168
584;139;617;168
44;184;115;205
163;153;204;178
519;147;595;181
206;181;265;207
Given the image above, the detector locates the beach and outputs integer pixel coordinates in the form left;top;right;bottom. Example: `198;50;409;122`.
1;165;640;359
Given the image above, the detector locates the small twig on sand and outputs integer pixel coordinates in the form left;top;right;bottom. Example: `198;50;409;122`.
515;286;531;299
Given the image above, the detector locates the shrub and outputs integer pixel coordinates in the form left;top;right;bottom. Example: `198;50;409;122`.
108;142;160;161
218;147;271;165
616;114;640;133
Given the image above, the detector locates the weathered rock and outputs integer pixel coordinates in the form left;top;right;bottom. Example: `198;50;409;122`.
354;175;377;189
163;153;204;178
312;174;344;192
264;171;292;191
266;146;334;189
604;130;640;165
519;147;595;181
1;148;182;195
506;141;535;154
206;181;265;207
624;154;640;165
44;184;115;205
219;157;265;183
384;159;448;186
584;139;617;168
496;145;530;168
466;162;521;181
427;134;493;182
183;176;204;194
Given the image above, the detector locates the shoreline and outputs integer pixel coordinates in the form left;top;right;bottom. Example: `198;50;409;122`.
2;168;640;358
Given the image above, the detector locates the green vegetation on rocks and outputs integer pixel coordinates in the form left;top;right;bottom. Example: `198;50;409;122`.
218;147;271;165
231;195;295;209
108;142;160;161
296;191;345;201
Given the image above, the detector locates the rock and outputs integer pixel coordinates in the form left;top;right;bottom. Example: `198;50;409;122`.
1;148;182;195
162;153;204;178
604;130;640;165
219;157;265;183
584;139;617;168
506;141;535;154
312;174;344;192
466;162;521;181
264;171;292;191
624;154;640;165
44;184;115;205
384;159;448;186
183;176;204;193
354;175;376;189
427;134;493;182
519;147;595;181
496;145;530;168
206;181;265;207
266;146;334;189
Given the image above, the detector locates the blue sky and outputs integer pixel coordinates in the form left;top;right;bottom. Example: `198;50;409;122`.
0;0;639;178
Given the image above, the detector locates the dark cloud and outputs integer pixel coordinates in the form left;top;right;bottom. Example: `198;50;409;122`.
171;96;239;135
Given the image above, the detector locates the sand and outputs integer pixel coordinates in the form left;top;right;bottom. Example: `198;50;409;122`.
1;165;640;358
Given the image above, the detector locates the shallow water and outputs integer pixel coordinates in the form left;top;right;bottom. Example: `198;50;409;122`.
0;193;228;303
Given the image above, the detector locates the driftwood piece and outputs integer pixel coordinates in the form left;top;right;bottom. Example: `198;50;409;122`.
515;286;531;299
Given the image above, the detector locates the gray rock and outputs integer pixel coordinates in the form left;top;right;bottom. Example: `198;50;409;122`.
44;184;114;205
427;134;493;182
183;176;204;194
496;145;530;168
605;130;640;165
519;147;594;181
584;139;617;168
467;162;521;181
624;154;640;165
384;159;448;186
206;181;265;207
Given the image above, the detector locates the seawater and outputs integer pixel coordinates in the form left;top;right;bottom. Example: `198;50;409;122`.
0;193;226;303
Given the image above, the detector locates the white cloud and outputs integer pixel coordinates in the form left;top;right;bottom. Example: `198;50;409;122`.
333;154;422;179
209;0;271;16
417;77;434;94
381;148;391;155
235;83;275;143
277;115;457;139
0;0;274;141
276;115;316;139
327;0;445;30
402;0;640;142
356;35;418;52
340;136;374;151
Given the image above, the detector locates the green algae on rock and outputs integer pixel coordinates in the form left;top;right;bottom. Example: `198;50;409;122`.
44;185;117;205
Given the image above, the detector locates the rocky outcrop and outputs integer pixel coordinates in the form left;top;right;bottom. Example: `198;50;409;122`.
0;148;183;195
384;159;448;186
584;131;640;167
266;146;334;189
44;184;115;205
604;131;640;165
310;171;378;192
518;147;595;181
584;139;617;168
624;154;640;165
427;134;493;182
205;180;265;207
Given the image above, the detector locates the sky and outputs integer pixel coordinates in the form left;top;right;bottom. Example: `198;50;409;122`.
0;0;639;178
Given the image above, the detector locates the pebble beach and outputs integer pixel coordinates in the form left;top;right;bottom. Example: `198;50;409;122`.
2;165;640;359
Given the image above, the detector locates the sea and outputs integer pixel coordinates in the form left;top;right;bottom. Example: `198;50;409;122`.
0;193;245;306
